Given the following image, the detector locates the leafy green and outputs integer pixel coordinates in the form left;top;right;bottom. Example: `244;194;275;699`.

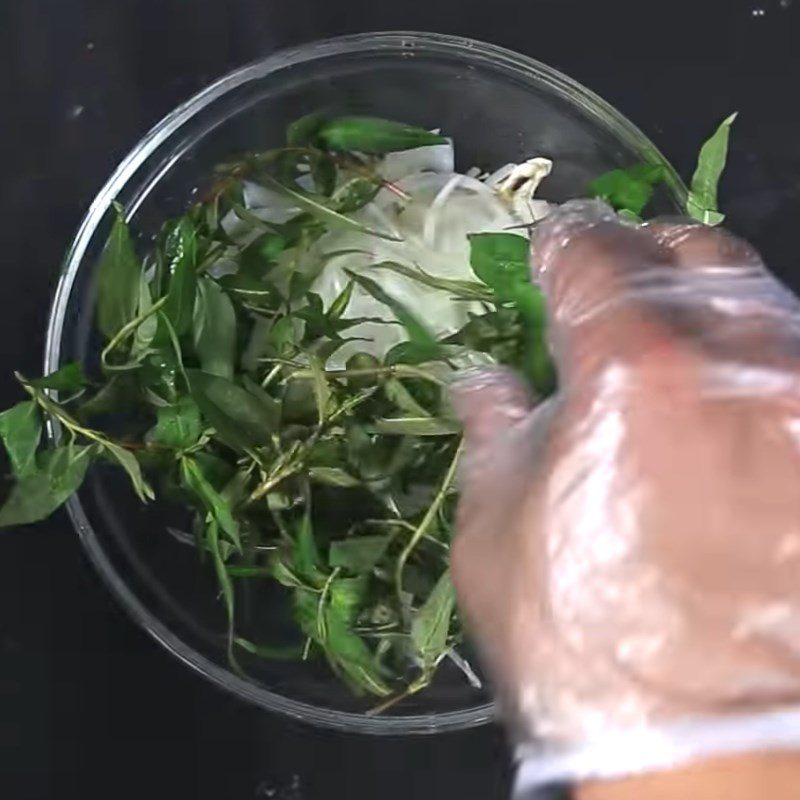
0;445;93;527
367;417;461;436
293;507;321;580
193;278;237;380
469;232;530;301
331;177;380;213
317;117;446;154
345;271;442;363
102;442;154;502
96;204;142;340
160;217;199;337
0;402;42;477
371;261;493;302
686;112;737;226
286;112;327;147
187;369;278;451
30;363;87;393
206;518;235;634
260;175;402;242
181;457;241;549
329;535;390;572
469;233;554;392
411;570;456;672
308;466;361;488
0;110;737;707
153;397;203;450
588;163;666;216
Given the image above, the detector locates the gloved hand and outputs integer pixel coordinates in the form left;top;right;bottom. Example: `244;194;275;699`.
451;200;800;780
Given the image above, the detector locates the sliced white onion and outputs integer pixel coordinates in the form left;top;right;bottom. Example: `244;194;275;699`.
379;140;455;182
483;162;517;188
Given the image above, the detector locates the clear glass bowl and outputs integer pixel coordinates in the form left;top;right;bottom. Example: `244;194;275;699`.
44;32;686;734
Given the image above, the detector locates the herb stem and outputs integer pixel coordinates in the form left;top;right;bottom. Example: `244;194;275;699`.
291;364;446;387
394;439;463;606
100;295;168;368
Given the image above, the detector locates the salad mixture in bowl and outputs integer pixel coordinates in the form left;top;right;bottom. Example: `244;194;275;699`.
0;33;735;732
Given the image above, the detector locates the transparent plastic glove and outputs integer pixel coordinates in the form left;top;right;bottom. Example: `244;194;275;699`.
451;200;800;780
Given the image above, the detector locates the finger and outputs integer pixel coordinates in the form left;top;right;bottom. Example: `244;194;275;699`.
647;218;763;271
451;367;534;454
451;366;535;501
533;200;687;384
647;220;800;367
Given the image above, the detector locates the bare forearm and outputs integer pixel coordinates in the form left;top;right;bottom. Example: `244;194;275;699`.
576;753;800;800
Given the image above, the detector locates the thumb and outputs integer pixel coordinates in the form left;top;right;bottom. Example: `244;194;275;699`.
451;367;535;489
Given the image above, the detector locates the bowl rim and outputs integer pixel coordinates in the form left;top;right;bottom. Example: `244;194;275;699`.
44;30;687;735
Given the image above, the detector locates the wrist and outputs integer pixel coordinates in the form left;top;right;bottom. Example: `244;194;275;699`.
512;707;800;795
576;752;800;800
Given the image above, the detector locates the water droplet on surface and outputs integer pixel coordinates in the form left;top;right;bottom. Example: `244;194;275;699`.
86;41;95;51
69;104;85;120
752;6;766;15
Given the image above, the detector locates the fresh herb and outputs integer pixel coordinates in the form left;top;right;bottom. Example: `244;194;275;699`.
687;112;737;226
0;110;736;708
588;163;666;218
315;117;447;154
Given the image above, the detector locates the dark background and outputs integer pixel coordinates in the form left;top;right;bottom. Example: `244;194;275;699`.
2;1;800;797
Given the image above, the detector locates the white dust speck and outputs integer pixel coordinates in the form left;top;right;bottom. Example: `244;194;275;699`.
69;104;85;120
86;41;95;51
255;776;303;799
780;0;792;9
752;7;766;15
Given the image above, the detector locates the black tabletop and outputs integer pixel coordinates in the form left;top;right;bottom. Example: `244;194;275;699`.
2;1;800;798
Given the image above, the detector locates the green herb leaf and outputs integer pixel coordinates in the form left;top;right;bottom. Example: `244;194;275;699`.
0;401;42;477
234;636;304;660
327;280;354;321
193;278;237;380
411;570;456;671
0;444;93;527
372;261;494;302
160;217;199;337
329;535;390;572
30;363;87;393
383;379;431;418
383;341;443;367
469;232;530;300
320;603;391;697
317;117;446;154
330;177;380;214
686;112;737;226
309;466;361;488
205;518;235;631
367;417;461;436
329;575;368;625
308;355;333;425
187;369;279;451
260;175;402;242
76;374;137;420
588;163;665;216
311;152;337;197
294;507;321;579
286;112;328;147
181;456;241;549
345;271;442;362
103;442;154;502
153;396;203;450
132;274;158;358
97;204;142;340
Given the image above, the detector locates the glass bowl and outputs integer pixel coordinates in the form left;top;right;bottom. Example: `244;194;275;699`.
44;31;686;734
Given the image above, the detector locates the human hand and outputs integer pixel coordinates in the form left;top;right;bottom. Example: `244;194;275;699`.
451;201;800;758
